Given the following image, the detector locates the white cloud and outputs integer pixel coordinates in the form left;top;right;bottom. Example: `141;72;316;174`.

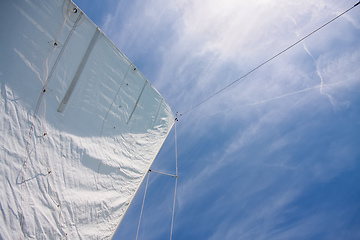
98;0;360;238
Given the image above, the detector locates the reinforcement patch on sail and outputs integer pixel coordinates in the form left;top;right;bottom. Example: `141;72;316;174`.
0;0;174;239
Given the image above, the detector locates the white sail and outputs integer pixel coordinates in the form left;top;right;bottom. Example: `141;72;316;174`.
0;0;174;239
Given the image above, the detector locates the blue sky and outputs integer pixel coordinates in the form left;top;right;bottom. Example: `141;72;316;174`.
73;1;360;239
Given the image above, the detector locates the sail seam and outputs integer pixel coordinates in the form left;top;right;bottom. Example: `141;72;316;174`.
152;98;164;129
127;80;147;124
57;27;100;113
99;63;133;137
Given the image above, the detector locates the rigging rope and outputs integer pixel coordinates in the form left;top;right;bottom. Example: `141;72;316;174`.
170;120;179;240
136;172;150;240
180;2;360;116
135;118;179;239
168;4;359;237
149;169;177;177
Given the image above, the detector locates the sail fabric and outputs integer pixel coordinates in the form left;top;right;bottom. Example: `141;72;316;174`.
0;0;174;239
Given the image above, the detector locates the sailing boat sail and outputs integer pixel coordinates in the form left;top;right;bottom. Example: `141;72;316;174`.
0;0;174;239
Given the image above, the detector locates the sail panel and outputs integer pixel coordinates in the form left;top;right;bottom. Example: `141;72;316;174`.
0;0;174;239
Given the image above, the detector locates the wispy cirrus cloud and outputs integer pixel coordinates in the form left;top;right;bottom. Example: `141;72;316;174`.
73;0;360;239
94;0;359;123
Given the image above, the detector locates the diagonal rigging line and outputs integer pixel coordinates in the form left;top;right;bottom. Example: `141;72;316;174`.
136;172;150;240
180;1;360;116
170;120;178;240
